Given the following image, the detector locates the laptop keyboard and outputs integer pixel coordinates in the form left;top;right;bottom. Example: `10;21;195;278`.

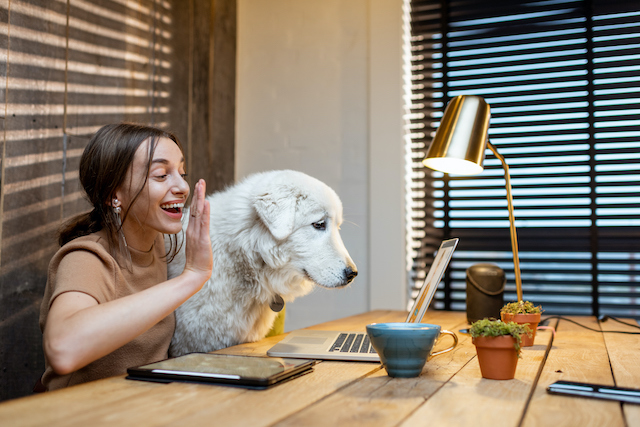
328;333;378;354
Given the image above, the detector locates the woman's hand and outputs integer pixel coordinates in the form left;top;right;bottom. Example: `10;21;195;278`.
183;179;213;287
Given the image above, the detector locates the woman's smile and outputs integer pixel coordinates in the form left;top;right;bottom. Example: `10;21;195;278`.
160;201;186;219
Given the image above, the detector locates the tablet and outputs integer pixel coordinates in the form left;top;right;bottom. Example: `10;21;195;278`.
126;353;316;389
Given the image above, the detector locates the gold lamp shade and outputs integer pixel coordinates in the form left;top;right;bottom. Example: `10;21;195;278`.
422;95;524;302
422;95;490;175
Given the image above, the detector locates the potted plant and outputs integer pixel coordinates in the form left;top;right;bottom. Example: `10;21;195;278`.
470;318;531;380
500;301;543;347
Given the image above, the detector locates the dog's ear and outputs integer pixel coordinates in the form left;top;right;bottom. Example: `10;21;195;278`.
254;188;297;240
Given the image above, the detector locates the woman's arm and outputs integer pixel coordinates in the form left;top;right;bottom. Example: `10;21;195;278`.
44;180;212;375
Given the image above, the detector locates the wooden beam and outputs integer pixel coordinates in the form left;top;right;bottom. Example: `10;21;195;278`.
170;0;236;193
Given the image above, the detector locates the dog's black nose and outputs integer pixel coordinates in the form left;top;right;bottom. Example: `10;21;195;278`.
344;267;358;284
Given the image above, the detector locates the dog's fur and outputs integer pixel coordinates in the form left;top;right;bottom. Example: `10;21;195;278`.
167;170;357;357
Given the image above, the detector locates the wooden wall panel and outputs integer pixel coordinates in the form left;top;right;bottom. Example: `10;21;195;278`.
1;0;68;402
182;0;236;192
0;0;6;111
65;0;166;133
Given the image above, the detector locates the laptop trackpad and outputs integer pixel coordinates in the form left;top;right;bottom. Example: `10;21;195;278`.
288;336;329;345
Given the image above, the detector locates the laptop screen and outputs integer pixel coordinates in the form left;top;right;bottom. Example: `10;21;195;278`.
405;238;459;323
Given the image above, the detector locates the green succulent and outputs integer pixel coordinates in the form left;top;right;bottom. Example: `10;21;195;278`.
500;301;543;315
469;318;531;355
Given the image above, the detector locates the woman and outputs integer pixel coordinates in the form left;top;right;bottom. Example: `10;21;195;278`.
38;123;213;391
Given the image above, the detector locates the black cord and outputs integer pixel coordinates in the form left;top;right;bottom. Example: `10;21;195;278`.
599;315;640;330
540;315;640;335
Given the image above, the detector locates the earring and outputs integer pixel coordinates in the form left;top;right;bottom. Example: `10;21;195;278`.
113;199;132;267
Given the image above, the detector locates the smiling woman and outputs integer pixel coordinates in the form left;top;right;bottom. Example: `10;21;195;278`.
0;0;237;401
37;123;213;392
57;125;188;265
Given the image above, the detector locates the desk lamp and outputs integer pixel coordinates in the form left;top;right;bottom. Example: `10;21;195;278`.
422;95;523;302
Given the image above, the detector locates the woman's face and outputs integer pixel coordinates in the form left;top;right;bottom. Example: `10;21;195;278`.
115;137;190;250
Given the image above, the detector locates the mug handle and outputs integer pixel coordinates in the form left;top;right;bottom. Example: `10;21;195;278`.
430;330;458;357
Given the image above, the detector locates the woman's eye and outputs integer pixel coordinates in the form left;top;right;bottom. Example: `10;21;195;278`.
156;174;168;179
312;221;326;230
181;173;188;179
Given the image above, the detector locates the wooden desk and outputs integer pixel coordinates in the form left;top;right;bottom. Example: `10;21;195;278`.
1;310;639;427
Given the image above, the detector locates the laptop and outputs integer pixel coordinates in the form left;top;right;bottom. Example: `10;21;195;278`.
266;238;459;361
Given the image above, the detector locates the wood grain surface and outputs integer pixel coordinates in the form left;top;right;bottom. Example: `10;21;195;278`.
0;310;637;427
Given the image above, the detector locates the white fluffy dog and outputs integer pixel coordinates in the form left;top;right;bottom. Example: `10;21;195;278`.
167;170;357;357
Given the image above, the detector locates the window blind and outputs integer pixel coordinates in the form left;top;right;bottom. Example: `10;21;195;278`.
406;0;640;318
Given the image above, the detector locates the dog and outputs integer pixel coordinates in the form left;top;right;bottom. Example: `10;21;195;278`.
167;170;358;357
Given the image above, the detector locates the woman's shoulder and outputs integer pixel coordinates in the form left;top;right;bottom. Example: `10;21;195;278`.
45;231;121;309
61;230;109;251
51;230;113;266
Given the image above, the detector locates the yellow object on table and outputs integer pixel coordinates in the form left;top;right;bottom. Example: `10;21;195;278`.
265;306;286;337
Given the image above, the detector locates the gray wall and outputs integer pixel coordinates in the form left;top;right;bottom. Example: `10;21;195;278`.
236;0;407;330
0;0;236;401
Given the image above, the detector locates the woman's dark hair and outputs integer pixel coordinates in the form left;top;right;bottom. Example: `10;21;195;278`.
59;123;185;262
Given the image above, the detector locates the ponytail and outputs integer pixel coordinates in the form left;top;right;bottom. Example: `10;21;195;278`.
58;209;102;247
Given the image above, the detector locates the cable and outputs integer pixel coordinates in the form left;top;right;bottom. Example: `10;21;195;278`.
539;315;640;335
600;315;640;330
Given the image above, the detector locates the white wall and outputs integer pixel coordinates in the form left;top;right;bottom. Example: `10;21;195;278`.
236;0;406;330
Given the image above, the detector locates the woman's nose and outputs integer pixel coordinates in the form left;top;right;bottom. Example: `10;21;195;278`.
174;174;190;195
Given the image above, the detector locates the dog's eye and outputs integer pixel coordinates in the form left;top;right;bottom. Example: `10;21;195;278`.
312;220;326;231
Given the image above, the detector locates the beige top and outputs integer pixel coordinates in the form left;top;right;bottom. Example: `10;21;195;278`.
39;229;175;391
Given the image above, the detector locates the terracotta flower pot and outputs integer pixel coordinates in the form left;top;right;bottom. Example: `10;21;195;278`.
472;335;519;380
500;312;541;347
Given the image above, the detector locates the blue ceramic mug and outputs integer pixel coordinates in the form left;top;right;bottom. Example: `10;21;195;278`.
366;323;458;378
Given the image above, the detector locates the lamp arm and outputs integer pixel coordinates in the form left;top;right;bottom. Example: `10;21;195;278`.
487;141;523;302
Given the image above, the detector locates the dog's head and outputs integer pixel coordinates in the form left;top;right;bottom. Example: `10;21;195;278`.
253;171;357;290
